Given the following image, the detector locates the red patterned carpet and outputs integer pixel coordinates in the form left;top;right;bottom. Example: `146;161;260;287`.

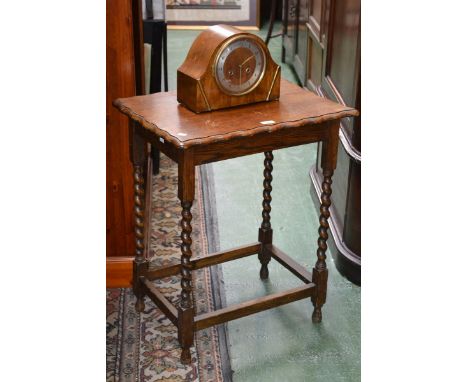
107;154;230;381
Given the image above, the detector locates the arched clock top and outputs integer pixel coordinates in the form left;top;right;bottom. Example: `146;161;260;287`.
177;24;281;113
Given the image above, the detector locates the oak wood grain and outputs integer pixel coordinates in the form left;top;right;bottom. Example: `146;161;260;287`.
106;0;138;261
194;283;316;331
106;257;133;287
191;242;261;269
145;242;261;281
145;263;181;281
113;79;358;149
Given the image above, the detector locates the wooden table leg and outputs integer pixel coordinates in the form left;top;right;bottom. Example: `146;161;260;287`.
258;151;274;279
312;121;339;323
312;168;332;323
177;151;195;364
130;123;149;312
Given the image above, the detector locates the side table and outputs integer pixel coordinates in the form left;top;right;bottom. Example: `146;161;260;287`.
113;79;358;364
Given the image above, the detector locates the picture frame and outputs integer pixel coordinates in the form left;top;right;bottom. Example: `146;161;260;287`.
165;0;259;30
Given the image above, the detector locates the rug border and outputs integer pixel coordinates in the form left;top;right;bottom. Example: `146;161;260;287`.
199;163;234;382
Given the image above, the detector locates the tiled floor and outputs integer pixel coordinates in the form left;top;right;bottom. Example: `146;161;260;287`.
166;23;360;382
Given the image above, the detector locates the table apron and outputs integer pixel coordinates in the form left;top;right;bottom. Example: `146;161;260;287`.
192;122;330;165
134;120;332;167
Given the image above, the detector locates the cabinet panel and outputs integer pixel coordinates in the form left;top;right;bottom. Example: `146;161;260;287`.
344;160;360;255
311;0;322;24
283;0;298;62
327;0;360;107
309;0;324;37
294;0;309;84
306;26;323;91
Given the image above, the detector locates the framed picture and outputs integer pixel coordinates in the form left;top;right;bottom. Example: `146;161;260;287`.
142;0;166;20
165;0;259;29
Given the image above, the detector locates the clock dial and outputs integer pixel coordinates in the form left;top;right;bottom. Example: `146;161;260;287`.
215;37;266;96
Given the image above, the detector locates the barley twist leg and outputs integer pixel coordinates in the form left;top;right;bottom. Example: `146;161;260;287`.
258;151;274;279
312;169;333;323
178;201;194;364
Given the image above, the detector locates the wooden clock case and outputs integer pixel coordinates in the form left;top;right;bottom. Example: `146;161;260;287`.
177;24;281;113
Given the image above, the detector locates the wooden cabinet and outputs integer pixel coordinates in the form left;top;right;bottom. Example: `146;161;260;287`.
294;0;309;83
106;0;144;287
283;0;308;84
283;0;361;284
283;0;297;63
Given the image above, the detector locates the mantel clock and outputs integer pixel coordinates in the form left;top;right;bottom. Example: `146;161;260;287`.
177;24;281;113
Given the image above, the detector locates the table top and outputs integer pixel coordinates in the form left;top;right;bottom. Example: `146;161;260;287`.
113;79;358;149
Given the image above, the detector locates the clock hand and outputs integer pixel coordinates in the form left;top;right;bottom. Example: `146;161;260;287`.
240;55;255;67
238;55;254;85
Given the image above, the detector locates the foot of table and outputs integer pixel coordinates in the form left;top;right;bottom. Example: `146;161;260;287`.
312;268;328;323
178;306;194;365
134;260;148;313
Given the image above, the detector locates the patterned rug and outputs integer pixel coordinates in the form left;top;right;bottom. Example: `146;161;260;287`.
107;154;231;381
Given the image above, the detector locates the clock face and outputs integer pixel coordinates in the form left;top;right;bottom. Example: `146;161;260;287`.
214;37;266;96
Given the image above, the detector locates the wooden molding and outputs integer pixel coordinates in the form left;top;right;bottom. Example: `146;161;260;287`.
106;257;133;288
314;84;361;163
113;80;358;149
339;128;361;162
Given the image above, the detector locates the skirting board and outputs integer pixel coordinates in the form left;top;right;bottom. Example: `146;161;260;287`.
107;257;133;288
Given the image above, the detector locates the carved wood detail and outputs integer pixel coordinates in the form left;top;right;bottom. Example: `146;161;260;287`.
112;79;358;149
132;164;148;313
312;169;333;322
178;200;194;364
259;151;274;279
133;166;146;261
180;201;194;309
